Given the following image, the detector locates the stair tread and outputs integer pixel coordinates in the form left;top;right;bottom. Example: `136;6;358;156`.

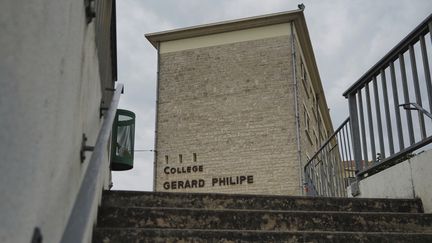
92;227;432;243
98;205;429;215
96;206;432;233
101;190;424;213
94;227;432;234
102;190;423;203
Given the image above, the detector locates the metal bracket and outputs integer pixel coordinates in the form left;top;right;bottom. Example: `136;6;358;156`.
400;103;432;119
350;180;361;197
84;0;96;24
100;107;109;118
31;227;42;243
80;134;94;163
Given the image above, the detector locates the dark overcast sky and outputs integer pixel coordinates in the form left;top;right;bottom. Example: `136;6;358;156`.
111;0;432;191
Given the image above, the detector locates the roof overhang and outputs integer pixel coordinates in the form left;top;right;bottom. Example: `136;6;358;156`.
145;9;304;48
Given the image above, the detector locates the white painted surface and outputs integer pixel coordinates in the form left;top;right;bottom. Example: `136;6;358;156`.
410;151;432;213
160;23;291;53
349;150;432;212
0;1;110;242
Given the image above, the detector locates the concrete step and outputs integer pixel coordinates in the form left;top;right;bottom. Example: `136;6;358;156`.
101;190;424;213
96;207;432;233
92;228;432;243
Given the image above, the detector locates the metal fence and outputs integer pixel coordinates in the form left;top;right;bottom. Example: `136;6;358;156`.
343;14;432;178
305;14;432;197
304;118;354;197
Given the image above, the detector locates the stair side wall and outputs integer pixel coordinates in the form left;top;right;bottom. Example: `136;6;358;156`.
0;1;114;242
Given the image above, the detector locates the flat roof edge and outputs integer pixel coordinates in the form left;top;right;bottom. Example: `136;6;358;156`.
145;9;304;48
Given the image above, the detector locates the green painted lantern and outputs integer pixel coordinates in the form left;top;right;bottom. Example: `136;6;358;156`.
111;109;135;171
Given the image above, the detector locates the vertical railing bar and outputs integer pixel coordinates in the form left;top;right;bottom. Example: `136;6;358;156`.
311;167;316;196
309;166;314;195
331;150;337;197
357;90;369;163
312;162;318;196
308;167;313;195
341;125;351;178
338;133;348;187
334;140;343;196
348;94;363;173
313;166;318;196
336;143;344;196
346;129;353;180
345;119;353;165
373;76;386;158
346;126;354;179
315;161;320;196
325;150;330;197
420;35;432;115
320;160;326;196
317;161;323;196
321;146;328;196
329;157;337;197
399;53;415;145
365;84;377;162
381;69;395;155
325;145;332;196
429;21;432;51
390;62;405;150
318;160;323;196
323;147;330;196
409;44;427;139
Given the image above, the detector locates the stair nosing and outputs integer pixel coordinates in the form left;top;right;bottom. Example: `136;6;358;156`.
103;190;423;203
93;227;432;235
98;205;431;216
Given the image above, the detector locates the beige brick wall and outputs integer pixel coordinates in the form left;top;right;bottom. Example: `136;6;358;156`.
155;35;303;195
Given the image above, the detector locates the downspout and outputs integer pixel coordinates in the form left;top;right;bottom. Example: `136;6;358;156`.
153;42;160;191
290;22;304;195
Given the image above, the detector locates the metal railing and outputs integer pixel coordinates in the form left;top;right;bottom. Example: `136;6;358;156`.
61;83;123;243
304;118;354;197
305;14;432;196
343;14;432;178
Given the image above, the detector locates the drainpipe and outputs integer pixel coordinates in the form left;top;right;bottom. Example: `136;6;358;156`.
290;22;304;195
153;42;160;191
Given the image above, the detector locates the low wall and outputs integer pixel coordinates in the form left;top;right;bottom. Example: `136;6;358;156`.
348;149;432;213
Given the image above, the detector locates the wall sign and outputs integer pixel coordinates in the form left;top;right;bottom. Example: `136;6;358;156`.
162;164;254;190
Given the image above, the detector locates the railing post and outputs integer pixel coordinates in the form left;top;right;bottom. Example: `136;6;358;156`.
348;94;363;173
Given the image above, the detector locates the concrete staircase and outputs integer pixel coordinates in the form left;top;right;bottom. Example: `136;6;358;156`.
93;191;432;242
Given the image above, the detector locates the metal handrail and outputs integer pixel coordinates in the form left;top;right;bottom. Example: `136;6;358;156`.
343;13;432;178
304;117;350;168
61;83;124;243
304;117;352;197
343;13;432;97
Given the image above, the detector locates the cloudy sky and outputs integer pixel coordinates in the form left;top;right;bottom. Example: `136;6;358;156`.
112;0;432;191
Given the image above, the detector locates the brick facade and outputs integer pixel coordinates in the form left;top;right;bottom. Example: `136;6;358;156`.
154;35;305;195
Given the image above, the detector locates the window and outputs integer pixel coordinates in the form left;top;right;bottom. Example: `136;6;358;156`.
193;153;197;162
165;155;169;164
303;105;310;132
313;130;319;149
304;105;313;145
300;61;309;98
179;154;182;163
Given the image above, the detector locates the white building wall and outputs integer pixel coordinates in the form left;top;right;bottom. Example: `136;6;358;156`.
348;149;432;213
0;1;109;242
